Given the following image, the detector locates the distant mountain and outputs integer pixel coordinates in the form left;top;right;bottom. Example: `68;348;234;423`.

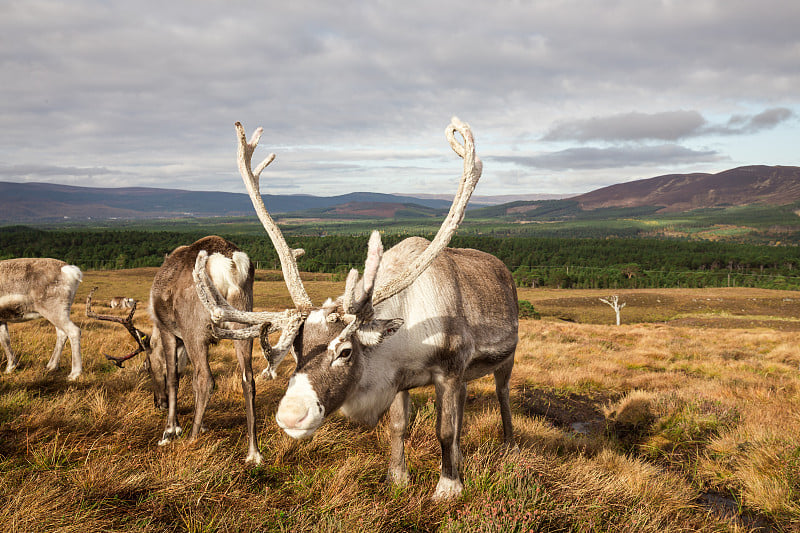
281;201;443;219
2;165;798;224
407;192;571;204
479;165;800;219
0;182;455;223
573;165;800;212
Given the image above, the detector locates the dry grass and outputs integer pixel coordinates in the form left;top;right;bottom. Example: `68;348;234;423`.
1;270;798;531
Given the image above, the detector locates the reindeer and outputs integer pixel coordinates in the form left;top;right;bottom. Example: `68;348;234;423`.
89;236;264;463
109;296;135;309
193;118;518;499
0;258;83;379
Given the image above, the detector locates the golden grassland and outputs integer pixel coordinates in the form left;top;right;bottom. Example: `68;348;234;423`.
1;270;799;532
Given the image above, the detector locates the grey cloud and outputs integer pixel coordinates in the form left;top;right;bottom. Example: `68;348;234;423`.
542;111;706;142
714;107;795;135
492;145;723;171
542;108;795;143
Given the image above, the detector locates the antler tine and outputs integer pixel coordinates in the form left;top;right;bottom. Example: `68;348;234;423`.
235;122;313;312
85;287;149;368
341;231;383;318
342;269;360;314
371;117;482;306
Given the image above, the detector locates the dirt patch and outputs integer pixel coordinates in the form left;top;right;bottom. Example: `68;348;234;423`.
518;386;617;432
668;316;800;331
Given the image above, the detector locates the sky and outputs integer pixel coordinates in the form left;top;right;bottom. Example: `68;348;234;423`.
1;0;798;198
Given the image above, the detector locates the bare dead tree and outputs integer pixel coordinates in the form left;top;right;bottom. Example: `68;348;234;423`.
600;295;626;325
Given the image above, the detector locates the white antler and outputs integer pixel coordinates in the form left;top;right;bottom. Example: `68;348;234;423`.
371;116;482;306
192;122;314;377
234;122;313;312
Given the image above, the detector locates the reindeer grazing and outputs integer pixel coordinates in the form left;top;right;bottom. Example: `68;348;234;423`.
0;258;83;379
109;296;135;309
90;236;264;463
194;118;518;499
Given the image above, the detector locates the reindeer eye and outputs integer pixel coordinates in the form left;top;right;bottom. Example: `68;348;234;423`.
337;348;352;361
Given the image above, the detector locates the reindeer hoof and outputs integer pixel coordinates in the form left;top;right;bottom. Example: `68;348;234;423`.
386;468;410;486
245;450;264;464
67;371;81;381
4;364;17;374
432;477;464;501
502;442;520;455
158;426;182;445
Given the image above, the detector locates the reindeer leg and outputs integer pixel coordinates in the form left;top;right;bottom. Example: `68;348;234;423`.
494;356;517;451
386;390;410;485
158;332;182;445
432;375;466;500
64;319;82;380
0;322;17;373
41;307;82;379
45;327;68;373
186;337;214;441
235;336;262;464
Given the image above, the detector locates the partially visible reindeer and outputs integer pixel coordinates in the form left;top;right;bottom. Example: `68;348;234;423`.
194;118;518;499
90;236;264;463
0;258;83;379
109;296;135;309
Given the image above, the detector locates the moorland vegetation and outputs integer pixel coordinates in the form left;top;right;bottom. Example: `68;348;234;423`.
0;272;798;532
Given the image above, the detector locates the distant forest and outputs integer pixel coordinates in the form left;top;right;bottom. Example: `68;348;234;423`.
1;226;799;290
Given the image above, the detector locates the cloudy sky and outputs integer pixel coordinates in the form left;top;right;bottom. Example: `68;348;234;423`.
1;0;798;197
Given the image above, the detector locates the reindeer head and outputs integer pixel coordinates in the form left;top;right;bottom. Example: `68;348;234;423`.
275;232;404;438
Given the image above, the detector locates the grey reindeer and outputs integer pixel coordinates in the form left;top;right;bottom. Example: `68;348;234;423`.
193;118;519;499
0;258;83;379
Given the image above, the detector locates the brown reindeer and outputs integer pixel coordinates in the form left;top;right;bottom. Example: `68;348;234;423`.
194;118;518;499
0;258;83;379
91;236;264;463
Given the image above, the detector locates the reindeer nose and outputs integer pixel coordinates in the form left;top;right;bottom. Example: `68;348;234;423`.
276;400;309;429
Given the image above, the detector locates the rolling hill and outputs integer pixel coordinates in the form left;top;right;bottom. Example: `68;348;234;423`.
0;182;456;223
574;165;800;212
1;165;798;224
479;165;800;219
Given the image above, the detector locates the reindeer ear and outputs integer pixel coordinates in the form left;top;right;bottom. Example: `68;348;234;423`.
356;318;404;347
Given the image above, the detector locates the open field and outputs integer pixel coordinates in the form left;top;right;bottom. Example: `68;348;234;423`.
1;270;799;531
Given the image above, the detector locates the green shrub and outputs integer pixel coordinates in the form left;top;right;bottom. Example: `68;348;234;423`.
518;300;541;319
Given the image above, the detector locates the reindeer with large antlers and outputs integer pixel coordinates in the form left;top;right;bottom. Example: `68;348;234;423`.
195;118;518;499
89;236;264;463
